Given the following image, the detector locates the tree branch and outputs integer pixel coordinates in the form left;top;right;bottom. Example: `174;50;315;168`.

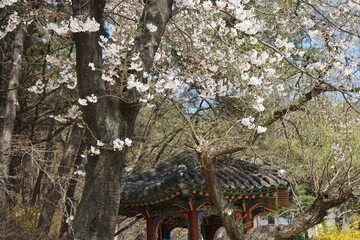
198;83;358;240
246;186;354;240
198;151;244;240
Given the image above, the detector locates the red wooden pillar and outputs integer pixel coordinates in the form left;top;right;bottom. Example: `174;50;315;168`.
157;225;163;240
146;217;154;240
242;209;253;233
189;210;199;240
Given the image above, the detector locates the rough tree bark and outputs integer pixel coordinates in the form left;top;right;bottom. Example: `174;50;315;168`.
72;2;128;238
71;0;173;239
0;39;4;109
198;150;244;240
38;124;84;235
0;23;27;221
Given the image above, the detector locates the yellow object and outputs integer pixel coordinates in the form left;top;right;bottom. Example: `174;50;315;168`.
312;220;360;240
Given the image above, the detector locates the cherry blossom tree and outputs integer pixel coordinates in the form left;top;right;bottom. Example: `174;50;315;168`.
1;0;359;239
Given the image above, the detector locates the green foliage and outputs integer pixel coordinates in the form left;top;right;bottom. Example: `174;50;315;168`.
294;185;316;206
259;98;360;216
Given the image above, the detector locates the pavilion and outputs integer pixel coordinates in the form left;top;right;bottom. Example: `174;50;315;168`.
119;153;290;240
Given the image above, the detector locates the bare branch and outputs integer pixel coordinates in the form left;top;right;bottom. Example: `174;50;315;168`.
246;187;354;240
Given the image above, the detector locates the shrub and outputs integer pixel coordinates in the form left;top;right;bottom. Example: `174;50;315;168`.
312;220;360;240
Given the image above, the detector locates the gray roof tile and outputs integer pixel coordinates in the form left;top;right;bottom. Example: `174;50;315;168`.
120;153;288;203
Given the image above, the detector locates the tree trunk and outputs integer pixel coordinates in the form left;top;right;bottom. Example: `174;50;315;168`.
71;1;135;239
38;124;84;235
30;103;60;206
71;0;173;239
59;141;86;239
199;151;244;240
0;39;4;110
0;23;27;221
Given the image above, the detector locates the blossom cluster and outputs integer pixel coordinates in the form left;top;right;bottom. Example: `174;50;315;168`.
241;116;267;133
74;170;86;177
49;105;83;123
78;94;98;106
90;138;132;155
46;17;100;35
113;138;132;151
0;0;18;8
98;33;132;85
28;54;77;94
0;11;19;39
22;0;360;158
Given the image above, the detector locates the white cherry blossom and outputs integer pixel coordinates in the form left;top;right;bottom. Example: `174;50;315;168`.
124;138;132;147
90;146;100;155
0;0;18;8
86;94;98;103
88;62;95;71
113;138;125;151
78;98;88;106
146;23;157;32
257;126;267;133
241;116;255;129
248;76;262;86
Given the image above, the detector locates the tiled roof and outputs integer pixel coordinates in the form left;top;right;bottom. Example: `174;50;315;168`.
120;153;289;205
